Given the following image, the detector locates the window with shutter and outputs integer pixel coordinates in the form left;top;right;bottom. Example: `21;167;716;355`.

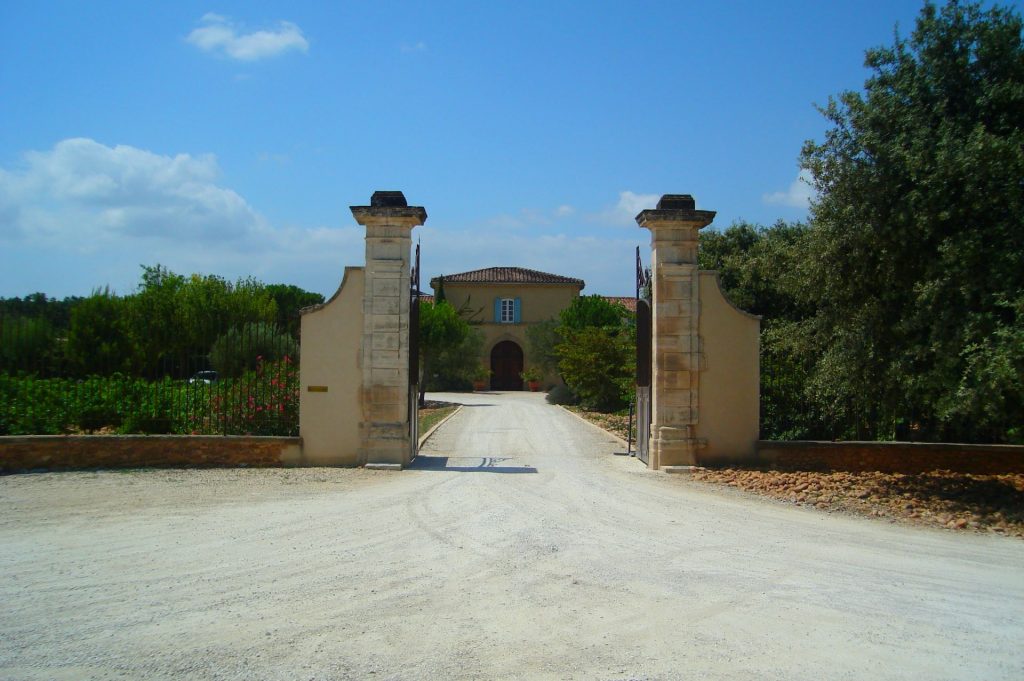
500;298;515;323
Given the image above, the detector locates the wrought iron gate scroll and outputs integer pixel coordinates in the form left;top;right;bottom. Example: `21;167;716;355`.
409;242;420;459
635;246;652;465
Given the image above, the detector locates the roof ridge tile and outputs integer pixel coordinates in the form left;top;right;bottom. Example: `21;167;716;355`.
430;266;584;287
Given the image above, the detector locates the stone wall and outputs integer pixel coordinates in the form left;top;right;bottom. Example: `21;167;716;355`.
0;435;302;473
754;440;1024;474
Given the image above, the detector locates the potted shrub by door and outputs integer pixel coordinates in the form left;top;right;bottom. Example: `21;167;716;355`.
520;367;543;392
471;363;490;391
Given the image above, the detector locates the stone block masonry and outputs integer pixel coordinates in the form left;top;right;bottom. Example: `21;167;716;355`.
636;195;716;469
754;440;1024;474
0;435;302;473
351;191;426;467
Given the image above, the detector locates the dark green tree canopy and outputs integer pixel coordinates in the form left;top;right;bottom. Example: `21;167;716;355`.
799;0;1024;442
417;300;473;404
1;265;323;380
559;295;629;331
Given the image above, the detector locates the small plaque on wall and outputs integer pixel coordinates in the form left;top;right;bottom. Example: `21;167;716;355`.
307;386;329;393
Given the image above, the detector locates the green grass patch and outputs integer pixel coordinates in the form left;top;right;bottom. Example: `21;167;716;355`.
418;403;458;436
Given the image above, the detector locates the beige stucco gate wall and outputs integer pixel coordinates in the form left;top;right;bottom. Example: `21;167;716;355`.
637;194;760;469
297;190;758;471
298;191;425;468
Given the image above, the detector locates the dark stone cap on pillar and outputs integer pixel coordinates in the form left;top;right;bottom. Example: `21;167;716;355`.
370;191;408;208
351;190;427;225
657;194;695;210
635;193;715;230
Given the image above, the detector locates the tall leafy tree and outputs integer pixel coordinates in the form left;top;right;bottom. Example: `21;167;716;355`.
525;319;562;376
560;295;629;331
418;300;470;405
123;265;187;377
66;288;130;375
698;220;811;321
700;222;821;439
265;284;324;336
555;295;634;410
209;322;297;377
800;0;1024;441
0;316;57;373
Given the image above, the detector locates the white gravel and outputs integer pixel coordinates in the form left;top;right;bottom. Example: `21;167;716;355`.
1;390;1022;680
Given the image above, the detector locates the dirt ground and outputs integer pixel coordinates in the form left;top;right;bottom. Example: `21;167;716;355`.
2;392;1023;680
568;406;1024;538
692;468;1024;537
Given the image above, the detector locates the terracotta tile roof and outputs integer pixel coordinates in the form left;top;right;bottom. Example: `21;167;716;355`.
602;296;637;312
420;288;634;313
430;267;584;288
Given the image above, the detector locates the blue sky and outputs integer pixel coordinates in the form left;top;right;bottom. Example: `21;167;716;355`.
2;0;1017;298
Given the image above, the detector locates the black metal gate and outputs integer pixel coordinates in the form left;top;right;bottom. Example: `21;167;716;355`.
634;246;653;465
409;242;420;459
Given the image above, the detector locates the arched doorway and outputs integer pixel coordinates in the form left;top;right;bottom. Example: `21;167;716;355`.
490;341;524;390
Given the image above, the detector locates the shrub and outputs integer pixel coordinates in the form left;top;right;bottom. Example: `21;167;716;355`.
122;414;174;435
556;326;633;411
546;384;578;405
520;367;543;383
0;316;59;374
120;378;177;434
77;405;121;433
208;356;299;435
210;322;297;378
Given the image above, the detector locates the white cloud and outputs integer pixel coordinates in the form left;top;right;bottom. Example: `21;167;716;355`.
187;13;309;61
615;190;659;217
588;190;659;226
400;41;427;53
0;138;369;297
0;142;643;298
763;169;815;209
0;138;266;249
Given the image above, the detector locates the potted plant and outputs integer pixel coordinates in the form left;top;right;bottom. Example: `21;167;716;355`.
520;367;544;392
471;363;490;391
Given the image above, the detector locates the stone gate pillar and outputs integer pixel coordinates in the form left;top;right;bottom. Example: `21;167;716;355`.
636;195;715;470
350;191;426;467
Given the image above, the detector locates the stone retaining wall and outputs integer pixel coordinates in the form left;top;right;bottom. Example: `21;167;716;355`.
754;440;1024;474
0;435;302;473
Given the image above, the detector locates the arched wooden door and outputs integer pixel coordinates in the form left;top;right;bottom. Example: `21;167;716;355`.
490;341;524;390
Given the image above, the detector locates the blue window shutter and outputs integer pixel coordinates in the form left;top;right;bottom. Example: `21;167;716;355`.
514;298;521;323
494;297;501;322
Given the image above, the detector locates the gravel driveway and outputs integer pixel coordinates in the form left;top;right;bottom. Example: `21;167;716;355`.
1;390;1022;680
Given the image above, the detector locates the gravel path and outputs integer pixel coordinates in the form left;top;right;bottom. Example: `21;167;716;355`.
1;391;1023;680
